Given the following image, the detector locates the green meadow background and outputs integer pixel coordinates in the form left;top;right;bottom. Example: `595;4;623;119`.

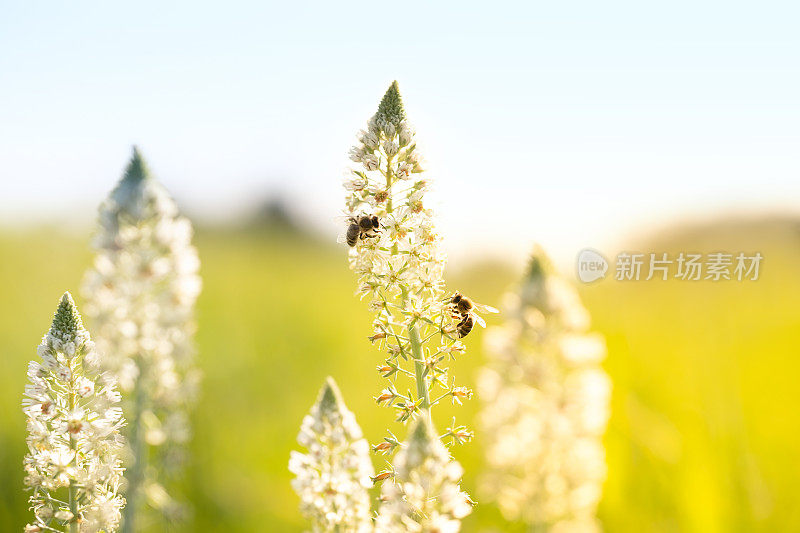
0;217;797;532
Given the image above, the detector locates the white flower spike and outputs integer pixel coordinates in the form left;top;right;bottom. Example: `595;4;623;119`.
478;247;611;531
289;377;374;532
342;81;479;438
23;292;126;533
82;147;201;532
375;414;473;532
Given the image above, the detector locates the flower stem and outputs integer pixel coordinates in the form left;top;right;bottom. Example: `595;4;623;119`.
122;362;147;533
68;360;78;533
409;323;431;419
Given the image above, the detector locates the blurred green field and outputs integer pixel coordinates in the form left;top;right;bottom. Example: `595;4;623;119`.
0;218;798;531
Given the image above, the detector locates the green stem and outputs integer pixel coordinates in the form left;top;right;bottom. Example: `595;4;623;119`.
385;153;394;212
67;359;78;533
409;323;431;419
122;363;147;533
386;140;431;421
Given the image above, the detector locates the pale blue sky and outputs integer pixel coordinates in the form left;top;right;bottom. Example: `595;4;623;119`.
2;1;799;263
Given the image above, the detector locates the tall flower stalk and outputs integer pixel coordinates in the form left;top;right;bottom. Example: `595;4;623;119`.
342;81;475;528
22;292;126;533
289;378;373;532
344;82;474;433
82;148;201;532
478;247;611;531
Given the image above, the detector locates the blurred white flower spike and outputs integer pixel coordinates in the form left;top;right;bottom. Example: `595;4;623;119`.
478;246;611;531
23;292;126;533
375;414;473;532
289;377;374;533
82;147;201;532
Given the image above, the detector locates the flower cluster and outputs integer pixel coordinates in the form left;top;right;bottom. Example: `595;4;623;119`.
82;147;201;529
375;414;473;532
289;378;374;532
344;81;472;438
23;292;126;533
478;247;611;531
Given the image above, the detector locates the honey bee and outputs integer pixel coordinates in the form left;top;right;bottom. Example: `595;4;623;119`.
449;292;498;338
338;214;381;247
456;314;475;338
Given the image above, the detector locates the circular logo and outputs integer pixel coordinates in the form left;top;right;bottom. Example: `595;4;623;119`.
576;248;608;283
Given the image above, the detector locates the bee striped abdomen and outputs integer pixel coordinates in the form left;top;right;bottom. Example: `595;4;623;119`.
346;223;360;247
456;315;474;338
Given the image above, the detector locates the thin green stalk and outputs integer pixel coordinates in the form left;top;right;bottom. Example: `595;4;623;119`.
409;323;431;420
122;363;147;533
387;134;431;422
68;359;78;533
385;153;394;212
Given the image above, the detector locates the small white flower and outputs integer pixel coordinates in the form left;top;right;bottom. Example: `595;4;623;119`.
61;408;86;435
48;335;63;352
367;115;380;135
362;153;379;171
343;175;367;191
396;161;412;179
399;122;413;146
41;353;58;370
55;366;71;382
76;376;95;398
349;146;364;162
28;361;46;379
64;341;76;358
383;140;399;157
360;129;379;149
81;492;124;533
24;382;48;401
54;509;74;521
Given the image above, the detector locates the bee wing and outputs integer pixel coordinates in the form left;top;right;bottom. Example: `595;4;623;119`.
471;312;486;328
473;302;499;314
335;214;357;244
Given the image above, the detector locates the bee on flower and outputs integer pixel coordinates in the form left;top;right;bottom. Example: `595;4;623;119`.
340;82;489;431
447;291;499;338
23;292;126;533
333;81;490;532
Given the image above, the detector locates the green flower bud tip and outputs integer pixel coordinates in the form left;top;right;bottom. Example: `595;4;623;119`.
122;145;151;184
525;245;553;281
50;291;84;337
317;376;345;413
376;80;406;126
408;411;435;444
